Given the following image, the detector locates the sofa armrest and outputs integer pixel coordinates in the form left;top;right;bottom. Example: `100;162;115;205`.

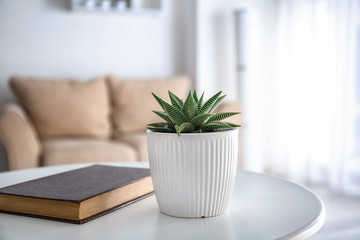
215;102;242;125
0;104;41;170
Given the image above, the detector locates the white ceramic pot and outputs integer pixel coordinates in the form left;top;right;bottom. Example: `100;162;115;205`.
147;129;238;218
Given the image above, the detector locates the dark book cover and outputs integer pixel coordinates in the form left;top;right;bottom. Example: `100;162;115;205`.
0;165;154;224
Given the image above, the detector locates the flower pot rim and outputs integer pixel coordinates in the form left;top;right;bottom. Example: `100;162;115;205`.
146;128;238;136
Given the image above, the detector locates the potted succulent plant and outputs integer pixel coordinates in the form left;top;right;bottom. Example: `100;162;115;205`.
147;90;240;218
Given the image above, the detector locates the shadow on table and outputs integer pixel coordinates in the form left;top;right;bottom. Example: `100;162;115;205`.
154;211;236;240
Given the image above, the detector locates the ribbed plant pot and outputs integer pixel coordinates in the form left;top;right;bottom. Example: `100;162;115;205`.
147;129;238;218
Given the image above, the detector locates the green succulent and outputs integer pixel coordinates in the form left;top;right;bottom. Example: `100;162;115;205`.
147;90;241;136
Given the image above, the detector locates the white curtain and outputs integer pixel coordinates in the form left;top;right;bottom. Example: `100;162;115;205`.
242;0;360;194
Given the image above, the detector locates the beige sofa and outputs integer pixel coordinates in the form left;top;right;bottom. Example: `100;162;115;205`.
0;75;241;171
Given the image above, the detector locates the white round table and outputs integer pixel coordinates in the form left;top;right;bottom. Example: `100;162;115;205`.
0;163;325;240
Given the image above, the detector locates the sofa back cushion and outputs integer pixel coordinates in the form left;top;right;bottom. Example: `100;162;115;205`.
9;76;111;139
108;75;191;136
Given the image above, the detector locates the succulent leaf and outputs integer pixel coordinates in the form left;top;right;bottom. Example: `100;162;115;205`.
197;92;204;111
152;93;188;124
153;111;172;123
152;93;166;111
208;95;226;113
171;91;184;108
190;113;212;128
207;112;239;123
225;122;241;128
199;91;222;114
182;91;198;120
168;90;183;110
193;89;198;103
201;121;233;131
147;122;167;128
148;127;176;133
167;122;176;130
175;122;195;136
163;102;189;125
148;89;240;135
213;128;236;132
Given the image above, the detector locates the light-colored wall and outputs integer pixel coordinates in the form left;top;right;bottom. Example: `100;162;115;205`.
0;0;190;171
194;0;279;101
0;0;185;104
195;0;237;101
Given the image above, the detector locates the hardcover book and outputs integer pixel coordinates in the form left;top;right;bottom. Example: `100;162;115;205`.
0;165;154;224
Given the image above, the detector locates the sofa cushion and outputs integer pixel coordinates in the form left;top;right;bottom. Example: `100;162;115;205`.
108;75;191;136
116;133;148;162
42;139;137;166
9;76;111;139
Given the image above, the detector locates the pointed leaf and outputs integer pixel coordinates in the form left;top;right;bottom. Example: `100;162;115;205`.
168;90;184;108
167;122;176;130
152;93;167;111
199;91;222;114
162;101;189;125
153;111;172;123
213;128;235;132
209;121;233;127
208;95;226;113
168;90;183;110
193;89;198;103
207;112;240;123
175;122;195;136
182;91;198;120
190;113;212;128
147;122;167;128
197;92;204;111
175;125;180;135
152;92;188;125
148;127;176;133
225;122;241;128
201;121;233;132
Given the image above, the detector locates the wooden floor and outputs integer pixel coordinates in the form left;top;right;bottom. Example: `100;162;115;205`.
307;186;360;239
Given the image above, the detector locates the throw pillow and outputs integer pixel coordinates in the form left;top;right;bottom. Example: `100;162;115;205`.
9;76;111;139
107;75;191;136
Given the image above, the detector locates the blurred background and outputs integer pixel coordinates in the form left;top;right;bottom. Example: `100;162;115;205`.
0;0;359;238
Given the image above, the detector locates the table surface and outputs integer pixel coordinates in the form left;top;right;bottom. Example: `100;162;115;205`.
0;162;325;240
